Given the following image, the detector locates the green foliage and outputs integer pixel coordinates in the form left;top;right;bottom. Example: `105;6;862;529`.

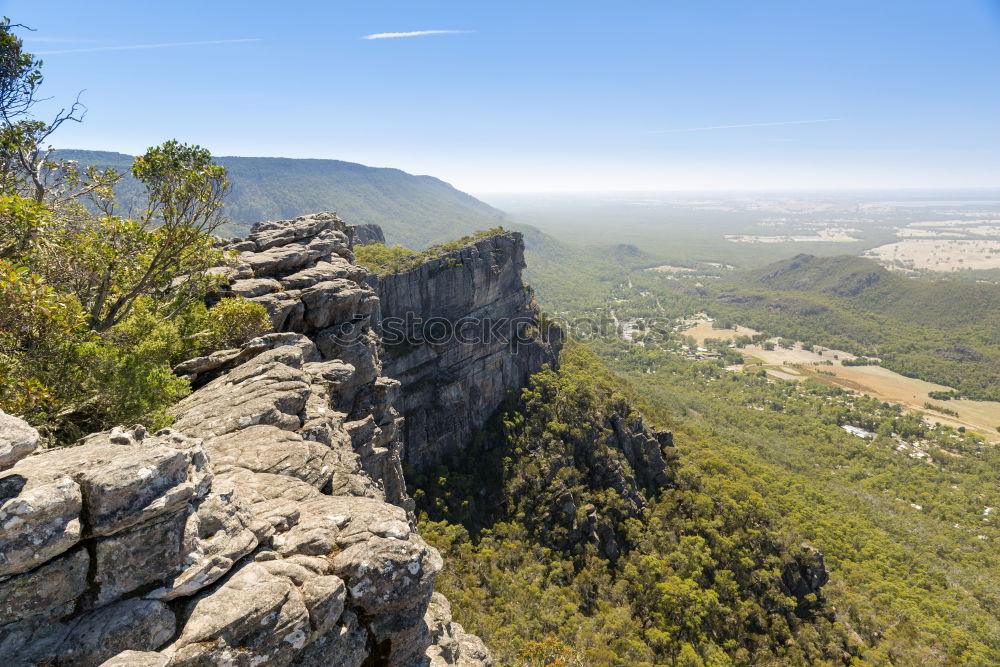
354;227;505;277
0;258;85;416
415;343;858;665
0;17;42;122
0;185;251;440
840;357;879;367
928;390;959;401
71;301;193;435
353;243;421;277
588;337;1000;664
131;140;229;230
0;33;253;442
0;143;231;333
0;192;48;258
202;297;272;351
423;227;505;255
0;267;195;441
923;402;959;417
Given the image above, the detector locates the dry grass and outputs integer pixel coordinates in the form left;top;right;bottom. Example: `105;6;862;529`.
683;319;1000;441
797;364;1000;442
683;320;756;345
865;239;1000;272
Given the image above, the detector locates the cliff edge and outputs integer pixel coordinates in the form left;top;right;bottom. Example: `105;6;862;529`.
0;213;491;666
371;230;560;469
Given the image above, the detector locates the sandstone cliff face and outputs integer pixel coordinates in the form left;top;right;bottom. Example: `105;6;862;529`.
0;214;490;666
370;231;560;469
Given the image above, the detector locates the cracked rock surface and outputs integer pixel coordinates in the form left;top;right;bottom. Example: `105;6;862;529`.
0;213;490;666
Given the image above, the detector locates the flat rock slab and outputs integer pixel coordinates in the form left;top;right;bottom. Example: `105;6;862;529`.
208;425;337;489
170;350;312;439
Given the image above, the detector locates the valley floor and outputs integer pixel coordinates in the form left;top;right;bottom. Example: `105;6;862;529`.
682;319;1000;443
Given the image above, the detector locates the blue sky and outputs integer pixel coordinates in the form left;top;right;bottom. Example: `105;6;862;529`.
4;0;1000;193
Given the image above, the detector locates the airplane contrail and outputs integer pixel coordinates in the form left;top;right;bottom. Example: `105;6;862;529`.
654;118;843;133
363;30;470;40
34;38;261;55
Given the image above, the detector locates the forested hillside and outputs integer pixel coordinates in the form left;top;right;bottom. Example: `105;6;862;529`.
412;343;860;665
55;149;506;247
416;342;1000;665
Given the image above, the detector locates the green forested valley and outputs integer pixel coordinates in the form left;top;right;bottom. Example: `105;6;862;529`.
414;342;999;665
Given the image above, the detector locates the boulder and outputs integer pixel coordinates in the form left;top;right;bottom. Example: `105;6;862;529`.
248;212;348;252
224;277;282;298
0;410;38;470
280;257;366;290
147;476;258;601
166;562;311;666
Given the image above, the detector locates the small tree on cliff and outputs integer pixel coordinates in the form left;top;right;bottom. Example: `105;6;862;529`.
75;140;232;332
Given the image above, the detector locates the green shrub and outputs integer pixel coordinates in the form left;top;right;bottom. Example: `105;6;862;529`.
203;297;272;351
354;243;421;277
0;259;85;417
355;227;506;278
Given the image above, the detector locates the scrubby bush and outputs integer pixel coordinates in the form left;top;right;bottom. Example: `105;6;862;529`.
0;259;85;417
203;297;272;351
354;227;506;277
354;243;420;276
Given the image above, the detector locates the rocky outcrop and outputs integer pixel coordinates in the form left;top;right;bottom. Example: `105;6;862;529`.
0;213;490;666
371;231;560;469
782;544;832;617
353;223;386;246
521;412;677;561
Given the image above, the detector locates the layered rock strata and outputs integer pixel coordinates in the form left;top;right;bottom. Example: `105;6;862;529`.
371;230;560;469
0;213;490;666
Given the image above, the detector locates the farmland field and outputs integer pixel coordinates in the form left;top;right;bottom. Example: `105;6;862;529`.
865;239;1000;271
683;320;1000;441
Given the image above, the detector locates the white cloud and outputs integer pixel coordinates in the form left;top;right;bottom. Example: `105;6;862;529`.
362;30;470;40
654;118;843;133
34;38;260;55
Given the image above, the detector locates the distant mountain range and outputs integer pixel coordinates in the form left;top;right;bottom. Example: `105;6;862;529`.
55;150;506;248
55;149;641;312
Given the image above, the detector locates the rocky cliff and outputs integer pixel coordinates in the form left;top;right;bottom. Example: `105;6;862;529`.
370;231;560;469
0;213;491;666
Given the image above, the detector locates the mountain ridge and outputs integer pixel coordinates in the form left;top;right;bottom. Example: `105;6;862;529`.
54;149;506;248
